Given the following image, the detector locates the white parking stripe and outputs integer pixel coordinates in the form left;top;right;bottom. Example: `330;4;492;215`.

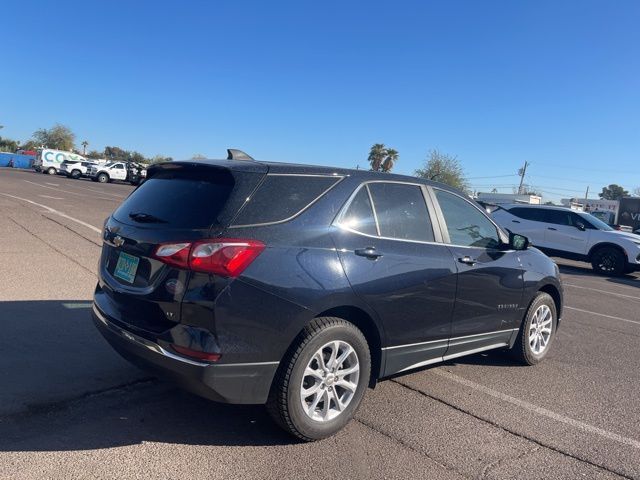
0;193;101;234
432;369;640;450
23;180;87;197
565;306;640;326
38;195;64;200
564;283;640;301
66;183;128;199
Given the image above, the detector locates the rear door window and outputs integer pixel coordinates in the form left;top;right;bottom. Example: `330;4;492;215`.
510;207;546;222
231;174;341;226
544;210;572;226
367;183;435;242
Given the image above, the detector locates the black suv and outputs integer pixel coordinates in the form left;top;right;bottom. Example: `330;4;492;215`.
93;153;563;440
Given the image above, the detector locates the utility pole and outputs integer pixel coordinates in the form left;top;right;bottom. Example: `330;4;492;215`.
517;161;529;195
583;186;589;210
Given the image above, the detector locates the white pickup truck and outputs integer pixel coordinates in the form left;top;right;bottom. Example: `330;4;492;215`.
88;161;147;185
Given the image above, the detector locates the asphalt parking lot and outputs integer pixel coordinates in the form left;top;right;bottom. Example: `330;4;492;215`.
1;167;639;480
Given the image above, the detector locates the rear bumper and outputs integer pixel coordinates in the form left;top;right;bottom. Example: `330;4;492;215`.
92;304;279;404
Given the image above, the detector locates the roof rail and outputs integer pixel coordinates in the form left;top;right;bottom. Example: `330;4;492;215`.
227;149;255;161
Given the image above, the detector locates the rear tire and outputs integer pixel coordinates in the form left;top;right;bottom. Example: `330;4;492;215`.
97;173;109;183
267;317;371;441
510;292;557;366
47;167;56;175
70;169;81;179
591;247;625;276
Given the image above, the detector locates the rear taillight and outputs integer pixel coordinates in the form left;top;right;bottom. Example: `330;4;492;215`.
152;238;265;277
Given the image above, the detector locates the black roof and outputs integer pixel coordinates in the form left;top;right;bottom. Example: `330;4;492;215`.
154;157;454;192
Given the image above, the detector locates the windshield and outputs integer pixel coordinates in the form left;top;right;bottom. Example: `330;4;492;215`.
578;212;614;231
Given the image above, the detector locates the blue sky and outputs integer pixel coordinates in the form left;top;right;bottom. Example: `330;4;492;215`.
1;0;639;201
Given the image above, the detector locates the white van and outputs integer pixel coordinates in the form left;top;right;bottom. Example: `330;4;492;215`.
33;149;87;175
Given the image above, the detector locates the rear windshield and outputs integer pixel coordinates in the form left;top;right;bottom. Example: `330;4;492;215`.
231;174;341;226
113;168;262;229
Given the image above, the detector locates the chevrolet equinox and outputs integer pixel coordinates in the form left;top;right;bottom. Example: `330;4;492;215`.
93;151;563;441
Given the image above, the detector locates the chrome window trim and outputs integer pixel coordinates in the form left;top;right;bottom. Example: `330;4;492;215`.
229;174;345;228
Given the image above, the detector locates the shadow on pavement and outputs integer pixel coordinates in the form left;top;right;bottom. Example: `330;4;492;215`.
0;300;293;450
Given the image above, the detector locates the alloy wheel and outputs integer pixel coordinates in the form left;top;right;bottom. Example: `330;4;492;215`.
300;340;360;422
529;304;553;355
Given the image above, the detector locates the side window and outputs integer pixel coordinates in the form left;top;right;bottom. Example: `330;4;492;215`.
232;174;341;226
339;187;378;236
114;164;124;169
570;213;594;229
510;207;545;222
545;210;571;226
367;183;434;242
435;189;500;248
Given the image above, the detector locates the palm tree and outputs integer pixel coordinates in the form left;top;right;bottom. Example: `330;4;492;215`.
81;140;89;155
381;148;398;172
368;143;386;171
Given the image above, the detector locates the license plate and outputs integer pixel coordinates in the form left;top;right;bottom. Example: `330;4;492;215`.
114;252;140;283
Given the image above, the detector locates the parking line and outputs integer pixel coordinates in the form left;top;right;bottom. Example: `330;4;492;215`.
0;193;101;234
38;194;64;200
565;306;640;326
564;283;640;301
432;369;640;450
23;179;87;197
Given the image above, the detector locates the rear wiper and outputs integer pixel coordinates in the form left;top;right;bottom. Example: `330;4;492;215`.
128;212;168;223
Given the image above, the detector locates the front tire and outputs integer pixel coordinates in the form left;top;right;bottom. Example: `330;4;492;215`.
267;317;371;441
97;173;109;183
591;247;625;276
510;292;557;365
47;167;56;175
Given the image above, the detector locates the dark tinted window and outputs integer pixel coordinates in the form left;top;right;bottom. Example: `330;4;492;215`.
114;164;124;169
339;187;377;236
367;183;434;242
232;175;340;226
510;207;547;222
544;209;572;226
435;189;499;248
113;169;237;229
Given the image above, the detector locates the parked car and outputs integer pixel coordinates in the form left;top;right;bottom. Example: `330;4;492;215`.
93;153;563;441
88;161;147;185
492;205;640;276
33;148;87;175
60;160;100;179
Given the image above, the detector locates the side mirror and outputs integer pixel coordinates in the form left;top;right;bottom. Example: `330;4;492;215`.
509;232;529;251
575;222;586;231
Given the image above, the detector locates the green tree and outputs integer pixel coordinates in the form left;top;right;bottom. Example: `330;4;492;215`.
148;155;172;164
368;143;386;172
381;148;399;172
415;149;468;191
599;184;628;200
0;136;19;152
32;124;75;151
85;150;104;159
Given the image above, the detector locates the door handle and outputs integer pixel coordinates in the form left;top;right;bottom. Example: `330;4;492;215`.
458;256;477;266
547;227;557;231
355;247;383;260
511;220;521;223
